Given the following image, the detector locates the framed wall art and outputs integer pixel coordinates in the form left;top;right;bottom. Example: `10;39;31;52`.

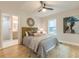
63;16;79;34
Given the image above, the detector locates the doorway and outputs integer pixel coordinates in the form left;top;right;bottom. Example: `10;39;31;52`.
1;14;19;48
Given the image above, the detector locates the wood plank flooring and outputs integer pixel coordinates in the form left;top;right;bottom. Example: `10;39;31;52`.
0;43;79;58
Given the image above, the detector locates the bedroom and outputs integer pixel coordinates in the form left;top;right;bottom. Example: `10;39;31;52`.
0;1;79;58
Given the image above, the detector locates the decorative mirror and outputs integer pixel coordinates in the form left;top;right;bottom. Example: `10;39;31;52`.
27;18;35;26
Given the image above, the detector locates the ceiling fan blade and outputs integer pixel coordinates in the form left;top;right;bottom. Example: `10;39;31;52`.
38;1;54;12
40;1;44;5
45;7;54;10
44;3;46;7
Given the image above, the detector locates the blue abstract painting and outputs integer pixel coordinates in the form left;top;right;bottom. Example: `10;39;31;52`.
63;16;79;34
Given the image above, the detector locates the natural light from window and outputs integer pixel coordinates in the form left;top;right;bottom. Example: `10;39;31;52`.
48;19;56;35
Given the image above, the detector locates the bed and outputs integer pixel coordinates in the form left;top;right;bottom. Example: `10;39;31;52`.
21;27;58;58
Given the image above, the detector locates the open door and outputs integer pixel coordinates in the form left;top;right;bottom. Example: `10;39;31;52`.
12;16;18;40
2;15;11;41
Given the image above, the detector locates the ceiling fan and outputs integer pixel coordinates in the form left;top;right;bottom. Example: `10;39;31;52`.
38;1;54;12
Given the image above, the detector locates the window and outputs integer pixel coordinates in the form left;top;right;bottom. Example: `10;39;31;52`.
48;19;56;34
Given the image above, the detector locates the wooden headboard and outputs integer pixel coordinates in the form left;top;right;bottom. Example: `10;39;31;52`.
22;27;38;39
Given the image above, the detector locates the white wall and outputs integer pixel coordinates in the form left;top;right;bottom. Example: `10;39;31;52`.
0;10;2;49
20;15;42;28
41;8;79;46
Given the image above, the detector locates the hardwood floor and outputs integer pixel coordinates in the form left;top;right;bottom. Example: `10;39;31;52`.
0;43;79;58
48;43;79;58
0;45;32;58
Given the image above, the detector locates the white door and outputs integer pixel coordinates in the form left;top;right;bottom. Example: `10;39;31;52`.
2;16;11;41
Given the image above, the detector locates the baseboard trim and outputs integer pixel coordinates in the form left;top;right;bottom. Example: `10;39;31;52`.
0;44;19;50
59;40;79;47
0;40;18;49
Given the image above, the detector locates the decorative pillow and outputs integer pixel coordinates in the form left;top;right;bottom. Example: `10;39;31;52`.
25;32;28;36
28;31;34;36
33;32;42;36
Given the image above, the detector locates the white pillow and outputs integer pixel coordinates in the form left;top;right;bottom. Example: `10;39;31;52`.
25;32;28;36
34;32;41;36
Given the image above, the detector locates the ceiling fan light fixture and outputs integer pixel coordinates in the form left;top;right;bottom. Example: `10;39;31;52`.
42;8;46;12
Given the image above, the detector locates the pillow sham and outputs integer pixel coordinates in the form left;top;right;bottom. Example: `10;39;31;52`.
28;31;34;36
25;32;28;36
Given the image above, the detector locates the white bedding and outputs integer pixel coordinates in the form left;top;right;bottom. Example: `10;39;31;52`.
23;33;58;57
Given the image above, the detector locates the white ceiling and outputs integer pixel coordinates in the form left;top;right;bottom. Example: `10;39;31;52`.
0;1;79;17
